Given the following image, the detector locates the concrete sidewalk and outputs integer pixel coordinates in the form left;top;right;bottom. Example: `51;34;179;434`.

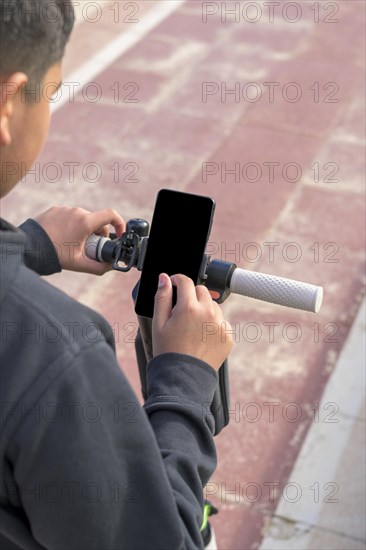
2;1;365;548
260;299;365;549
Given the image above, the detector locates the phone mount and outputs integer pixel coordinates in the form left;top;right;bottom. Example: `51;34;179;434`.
105;218;236;304
111;218;150;272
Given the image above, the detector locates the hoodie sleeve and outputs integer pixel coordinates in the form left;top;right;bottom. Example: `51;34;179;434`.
18;218;62;275
9;344;218;550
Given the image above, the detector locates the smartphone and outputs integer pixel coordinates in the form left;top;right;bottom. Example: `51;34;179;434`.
134;189;215;318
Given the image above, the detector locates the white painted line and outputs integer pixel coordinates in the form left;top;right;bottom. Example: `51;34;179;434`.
51;0;186;113
321;300;365;420
260;298;366;549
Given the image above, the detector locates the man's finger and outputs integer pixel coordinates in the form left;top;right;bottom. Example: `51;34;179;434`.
195;284;212;304
92;224;110;238
170;274;197;307
87;209;125;237
153;274;173;329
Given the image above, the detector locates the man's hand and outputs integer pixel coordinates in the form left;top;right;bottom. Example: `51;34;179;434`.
34;206;125;275
152;273;233;371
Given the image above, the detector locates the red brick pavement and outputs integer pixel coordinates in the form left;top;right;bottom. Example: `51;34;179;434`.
2;1;365;548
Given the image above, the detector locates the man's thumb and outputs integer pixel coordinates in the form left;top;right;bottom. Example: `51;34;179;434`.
153;273;173;326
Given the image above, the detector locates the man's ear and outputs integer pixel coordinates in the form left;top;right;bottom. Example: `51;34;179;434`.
0;72;28;146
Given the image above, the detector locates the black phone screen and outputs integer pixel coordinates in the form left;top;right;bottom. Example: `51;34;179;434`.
134;189;215;318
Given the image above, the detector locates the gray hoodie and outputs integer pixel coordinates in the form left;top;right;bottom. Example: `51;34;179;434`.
0;218;218;550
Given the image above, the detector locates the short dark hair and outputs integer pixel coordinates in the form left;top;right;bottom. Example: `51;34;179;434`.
0;0;74;90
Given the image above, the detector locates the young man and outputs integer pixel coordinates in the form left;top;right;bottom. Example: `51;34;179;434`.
0;1;233;549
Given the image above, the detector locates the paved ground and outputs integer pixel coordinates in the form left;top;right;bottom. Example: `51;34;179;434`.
260;298;365;550
2;1;365;548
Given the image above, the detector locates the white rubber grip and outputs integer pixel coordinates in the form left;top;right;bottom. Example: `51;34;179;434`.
230;268;323;313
